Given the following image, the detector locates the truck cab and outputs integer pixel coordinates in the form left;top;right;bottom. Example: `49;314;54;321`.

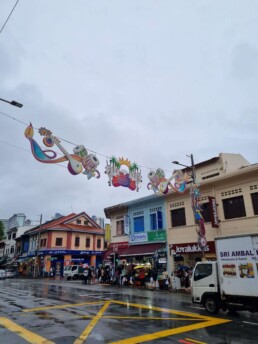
64;265;84;280
192;261;220;314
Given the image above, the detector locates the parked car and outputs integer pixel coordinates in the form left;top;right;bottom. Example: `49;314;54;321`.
5;269;15;278
0;269;6;280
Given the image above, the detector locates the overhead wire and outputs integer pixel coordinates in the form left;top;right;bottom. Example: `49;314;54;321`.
0;0;21;34
0;110;174;174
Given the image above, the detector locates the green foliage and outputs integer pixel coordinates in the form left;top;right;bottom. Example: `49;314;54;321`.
0;221;6;240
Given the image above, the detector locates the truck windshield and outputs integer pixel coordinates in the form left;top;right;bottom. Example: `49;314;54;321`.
64;266;72;271
194;263;212;281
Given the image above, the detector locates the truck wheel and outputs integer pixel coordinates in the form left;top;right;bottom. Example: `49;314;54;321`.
73;275;78;280
67;277;71;281
204;297;219;314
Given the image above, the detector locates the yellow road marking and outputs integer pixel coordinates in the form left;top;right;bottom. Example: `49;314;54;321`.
23;301;103;312
110;318;230;344
0;317;55;344
74;301;111;344
101;316;201;321
108;300;231;344
20;299;231;344
185;338;207;344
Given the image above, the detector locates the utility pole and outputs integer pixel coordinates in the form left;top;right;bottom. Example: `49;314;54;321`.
34;214;42;277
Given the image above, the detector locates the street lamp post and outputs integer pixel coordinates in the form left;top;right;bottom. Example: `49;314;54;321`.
172;153;195;183
172;154;207;257
0;97;23;108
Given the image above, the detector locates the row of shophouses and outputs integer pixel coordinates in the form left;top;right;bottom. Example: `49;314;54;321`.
0;153;258;277
103;153;258;276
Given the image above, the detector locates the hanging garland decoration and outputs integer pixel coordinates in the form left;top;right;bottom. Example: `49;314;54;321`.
23;122;195;196
190;182;207;251
105;157;142;191
147;168;189;194
24;123;100;178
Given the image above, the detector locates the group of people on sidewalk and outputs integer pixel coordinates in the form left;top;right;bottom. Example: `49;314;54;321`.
82;264;174;291
81;264;192;292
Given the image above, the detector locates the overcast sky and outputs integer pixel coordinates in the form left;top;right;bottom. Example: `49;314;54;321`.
0;1;257;224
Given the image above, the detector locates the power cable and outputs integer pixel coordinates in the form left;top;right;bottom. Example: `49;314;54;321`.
0;110;173;173
0;0;21;34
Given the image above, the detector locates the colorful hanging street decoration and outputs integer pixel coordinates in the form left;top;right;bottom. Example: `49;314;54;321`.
24;123;100;178
105;157;142;191
190;182;207;251
147;169;189;194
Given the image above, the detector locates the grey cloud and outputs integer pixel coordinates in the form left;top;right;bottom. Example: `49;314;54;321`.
231;43;258;80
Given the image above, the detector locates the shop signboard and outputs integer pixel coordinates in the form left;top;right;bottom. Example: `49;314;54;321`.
129;232;148;244
124;215;129;234
208;196;219;228
158;257;167;264
105;224;111;242
157;248;167;258
38;249;103;256
148;230;166;242
169;241;216;255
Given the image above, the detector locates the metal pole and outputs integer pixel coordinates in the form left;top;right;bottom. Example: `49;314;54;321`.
190;154;196;183
34;215;42;277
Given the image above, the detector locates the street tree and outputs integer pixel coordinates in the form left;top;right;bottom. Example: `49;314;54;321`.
0;221;6;240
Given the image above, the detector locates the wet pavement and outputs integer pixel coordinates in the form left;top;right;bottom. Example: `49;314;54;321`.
0;277;258;343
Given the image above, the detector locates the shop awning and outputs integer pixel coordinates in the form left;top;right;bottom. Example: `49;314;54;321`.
103;247;126;260
119;243;166;257
5;257;17;266
15;257;33;263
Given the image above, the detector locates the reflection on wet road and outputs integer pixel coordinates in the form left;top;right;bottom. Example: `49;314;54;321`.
0;279;257;343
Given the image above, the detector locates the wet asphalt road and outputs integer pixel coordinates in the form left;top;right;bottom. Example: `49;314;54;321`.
0;277;258;344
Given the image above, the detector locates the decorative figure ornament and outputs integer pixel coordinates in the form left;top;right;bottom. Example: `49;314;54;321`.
105;157;142;191
147;169;189;194
190;182;207;251
24;123;100;178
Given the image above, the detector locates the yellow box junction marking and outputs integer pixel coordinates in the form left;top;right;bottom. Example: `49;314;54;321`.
23;300;103;312
74;301;111;344
0;299;231;344
109;300;231;344
185;338;207;344
0;317;55;344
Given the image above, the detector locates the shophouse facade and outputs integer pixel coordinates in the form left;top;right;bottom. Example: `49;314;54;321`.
21;212;105;277
104;194;167;272
104;153;258;277
166;154;258;273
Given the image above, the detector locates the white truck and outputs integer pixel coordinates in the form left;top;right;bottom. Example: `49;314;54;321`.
63;265;84;280
192;233;258;314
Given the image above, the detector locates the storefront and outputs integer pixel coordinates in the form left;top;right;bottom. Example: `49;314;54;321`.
38;249;103;276
103;242;129;266
169;241;216;271
15;256;35;276
119;243;166;267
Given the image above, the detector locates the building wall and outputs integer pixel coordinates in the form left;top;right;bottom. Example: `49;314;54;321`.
109;211;129;244
166;166;258;273
50;232;67;248
8;213;26;229
69;232;104;251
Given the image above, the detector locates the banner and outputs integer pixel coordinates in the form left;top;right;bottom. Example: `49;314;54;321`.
209;196;219;228
124;215;129;234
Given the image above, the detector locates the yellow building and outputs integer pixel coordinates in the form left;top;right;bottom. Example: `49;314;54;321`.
166;153;258;273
